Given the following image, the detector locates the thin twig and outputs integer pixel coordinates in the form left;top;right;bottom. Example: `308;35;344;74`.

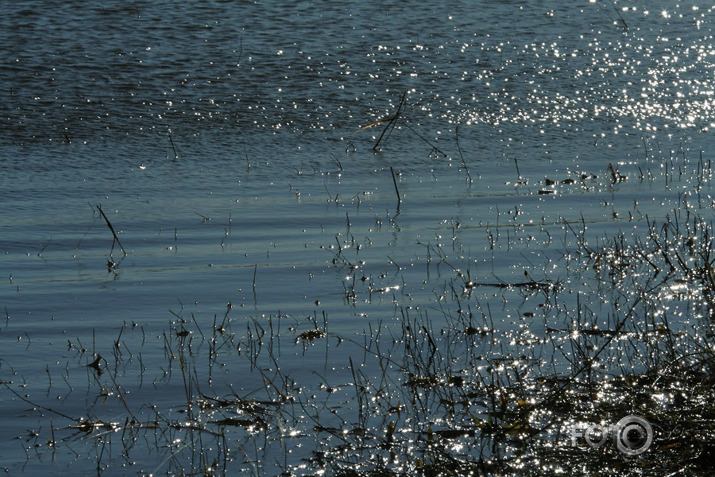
390;166;402;204
403;123;450;158
608;0;628;30
96;205;127;257
168;129;178;159
372;92;407;151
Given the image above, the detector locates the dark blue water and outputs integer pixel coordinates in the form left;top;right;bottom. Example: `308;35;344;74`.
2;1;715;474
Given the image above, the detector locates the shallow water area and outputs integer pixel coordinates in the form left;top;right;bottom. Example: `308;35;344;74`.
3;1;715;475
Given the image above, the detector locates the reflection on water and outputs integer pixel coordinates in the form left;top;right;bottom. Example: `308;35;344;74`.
1;1;715;475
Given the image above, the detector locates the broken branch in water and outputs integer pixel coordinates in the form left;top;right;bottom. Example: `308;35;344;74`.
355;92;406;151
96;204;127;258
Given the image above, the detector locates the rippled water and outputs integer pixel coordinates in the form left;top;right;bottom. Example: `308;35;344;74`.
2;1;715;474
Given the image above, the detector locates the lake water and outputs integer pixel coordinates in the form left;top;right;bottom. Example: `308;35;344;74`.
2;1;715;474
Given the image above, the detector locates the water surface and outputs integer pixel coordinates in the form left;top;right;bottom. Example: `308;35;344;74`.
2;1;715;474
